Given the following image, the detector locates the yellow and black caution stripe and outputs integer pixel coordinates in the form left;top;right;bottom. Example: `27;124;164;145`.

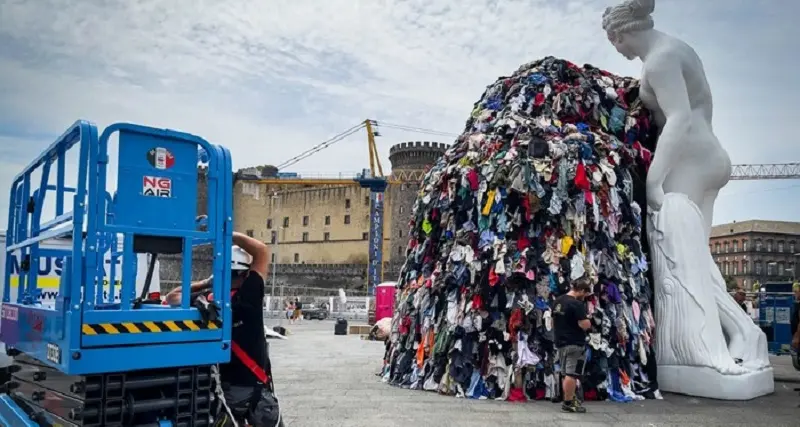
82;320;222;335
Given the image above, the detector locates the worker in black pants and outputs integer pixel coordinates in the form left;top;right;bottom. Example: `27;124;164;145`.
552;278;592;413
167;231;283;427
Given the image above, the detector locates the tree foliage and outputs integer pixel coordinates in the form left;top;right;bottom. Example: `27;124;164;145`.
723;275;738;291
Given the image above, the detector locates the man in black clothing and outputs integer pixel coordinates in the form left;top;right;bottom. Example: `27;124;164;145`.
166;231;282;426
295;299;303;324
552;278;592;413
733;291;748;313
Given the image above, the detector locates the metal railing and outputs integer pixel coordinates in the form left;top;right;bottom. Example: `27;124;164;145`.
262;295;371;321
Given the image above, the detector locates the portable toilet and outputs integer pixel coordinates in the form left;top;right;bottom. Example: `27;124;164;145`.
375;282;397;322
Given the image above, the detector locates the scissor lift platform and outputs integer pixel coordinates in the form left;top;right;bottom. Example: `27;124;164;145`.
0;121;234;426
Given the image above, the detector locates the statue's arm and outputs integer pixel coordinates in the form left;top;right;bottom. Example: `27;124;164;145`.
644;55;693;197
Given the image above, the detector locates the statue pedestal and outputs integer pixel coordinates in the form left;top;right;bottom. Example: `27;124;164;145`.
658;365;774;400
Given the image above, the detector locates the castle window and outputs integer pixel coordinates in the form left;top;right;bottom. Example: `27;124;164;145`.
324;232;330;241
270;231;277;244
344;215;351;225
778;241;784;252
325;216;331;225
267;219;273;229
345;199;351;209
398;229;403;238
364;196;370;206
302;232;309;242
732;240;738;252
283;217;289;227
303;216;309;226
293;253;300;263
246;229;254;237
362;232;368;240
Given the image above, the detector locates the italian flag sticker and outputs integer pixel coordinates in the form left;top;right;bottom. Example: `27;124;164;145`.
147;147;175;170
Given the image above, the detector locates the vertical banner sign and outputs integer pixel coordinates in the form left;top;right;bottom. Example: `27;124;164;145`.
368;191;385;296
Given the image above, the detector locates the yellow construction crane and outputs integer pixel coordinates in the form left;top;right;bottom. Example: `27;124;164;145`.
249;119;403;186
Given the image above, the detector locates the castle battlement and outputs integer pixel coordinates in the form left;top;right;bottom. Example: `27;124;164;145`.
389;141;448;172
389;141;450;154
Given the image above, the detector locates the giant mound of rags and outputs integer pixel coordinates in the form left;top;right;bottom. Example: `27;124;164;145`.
382;57;660;403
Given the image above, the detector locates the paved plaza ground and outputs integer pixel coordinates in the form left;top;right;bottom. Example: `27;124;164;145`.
267;320;799;427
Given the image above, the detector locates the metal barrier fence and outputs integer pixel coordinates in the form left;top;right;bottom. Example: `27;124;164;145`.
262;295;371;321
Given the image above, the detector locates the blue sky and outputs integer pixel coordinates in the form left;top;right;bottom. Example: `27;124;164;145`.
0;0;798;229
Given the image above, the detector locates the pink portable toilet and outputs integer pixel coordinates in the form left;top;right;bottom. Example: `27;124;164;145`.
374;282;397;322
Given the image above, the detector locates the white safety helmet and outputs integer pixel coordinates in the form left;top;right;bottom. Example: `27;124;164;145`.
231;246;252;271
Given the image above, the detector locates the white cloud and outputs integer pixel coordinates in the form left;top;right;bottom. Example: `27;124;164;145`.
0;0;798;228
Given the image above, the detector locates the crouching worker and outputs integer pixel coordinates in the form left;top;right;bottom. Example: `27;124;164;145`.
166;231;283;427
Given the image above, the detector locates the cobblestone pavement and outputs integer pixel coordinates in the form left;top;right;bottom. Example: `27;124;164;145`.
268;321;800;427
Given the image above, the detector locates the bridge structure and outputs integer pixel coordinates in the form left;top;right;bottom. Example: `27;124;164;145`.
730;163;800;180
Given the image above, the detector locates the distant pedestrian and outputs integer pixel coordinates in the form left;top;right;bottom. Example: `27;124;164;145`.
285;300;294;320
294;299;303;324
290;299;302;324
733;291;748;314
553;278;593;413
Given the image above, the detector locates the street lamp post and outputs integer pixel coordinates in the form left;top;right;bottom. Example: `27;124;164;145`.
269;192;282;325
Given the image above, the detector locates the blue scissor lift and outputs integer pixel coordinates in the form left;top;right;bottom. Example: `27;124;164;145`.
0;121;234;426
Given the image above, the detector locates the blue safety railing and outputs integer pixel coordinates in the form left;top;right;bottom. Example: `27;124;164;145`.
0;120;234;375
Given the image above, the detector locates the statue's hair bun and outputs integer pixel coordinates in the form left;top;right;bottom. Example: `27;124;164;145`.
630;0;655;19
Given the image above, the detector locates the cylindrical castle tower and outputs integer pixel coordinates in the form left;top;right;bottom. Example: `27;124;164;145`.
386;141;449;266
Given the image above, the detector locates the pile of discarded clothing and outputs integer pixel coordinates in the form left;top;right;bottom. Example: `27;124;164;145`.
382;57;660;403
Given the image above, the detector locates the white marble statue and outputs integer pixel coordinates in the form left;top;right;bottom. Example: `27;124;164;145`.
602;0;774;400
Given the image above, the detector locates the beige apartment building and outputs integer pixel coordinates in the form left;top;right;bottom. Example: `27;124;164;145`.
233;141;449;266
236;183;381;264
